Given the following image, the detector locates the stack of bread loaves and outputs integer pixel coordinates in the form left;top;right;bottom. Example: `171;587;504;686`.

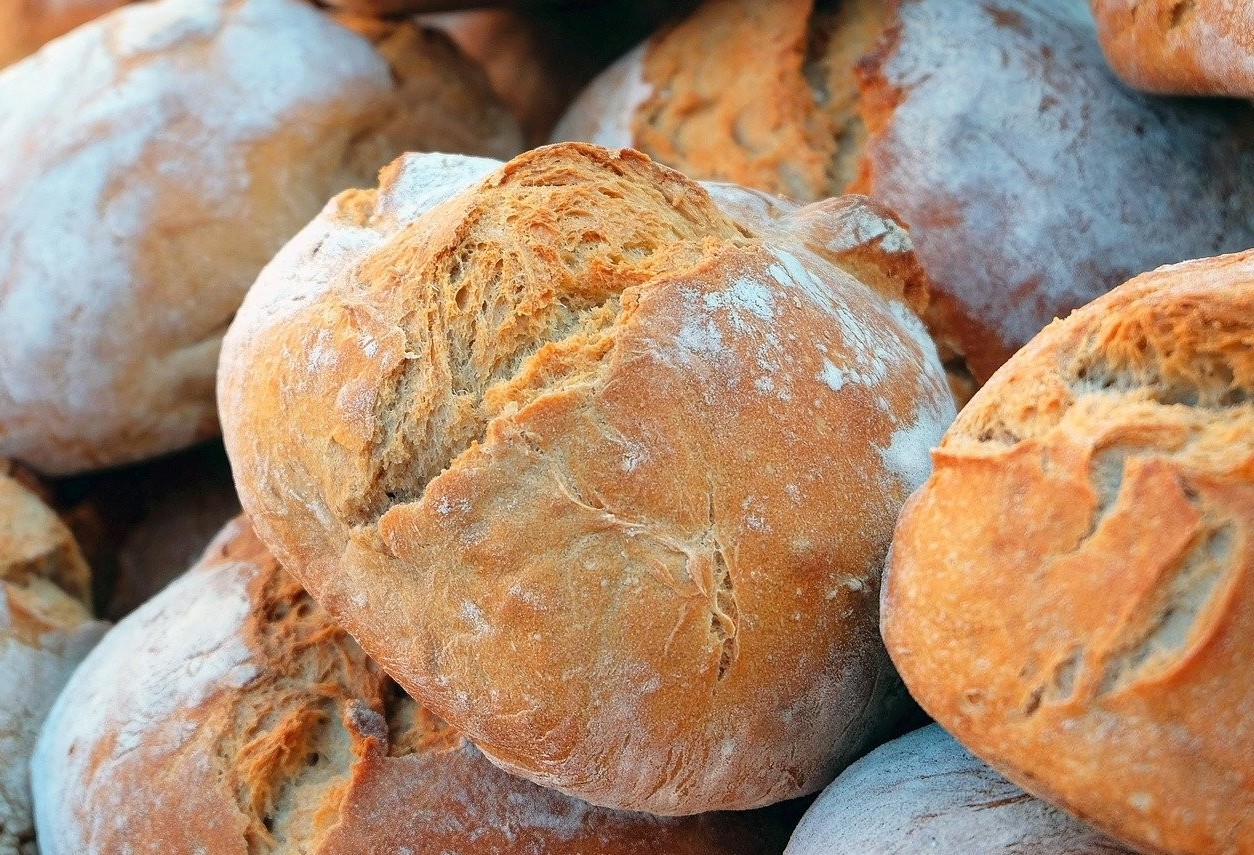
4;0;1253;852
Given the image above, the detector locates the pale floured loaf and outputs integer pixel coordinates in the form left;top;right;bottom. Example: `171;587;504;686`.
218;142;955;815
0;0;522;476
31;516;790;855
0;470;106;855
883;250;1254;855
784;725;1132;854
1091;0;1254;97
554;0;1254;390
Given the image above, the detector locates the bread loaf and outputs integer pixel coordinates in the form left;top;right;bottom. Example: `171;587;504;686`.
554;0;1254;388
883;250;1254;855
32;516;790;854
0;471;106;855
0;0;124;68
0;0;521;476
218;142;954;814
785;725;1132;854
1091;0;1254;97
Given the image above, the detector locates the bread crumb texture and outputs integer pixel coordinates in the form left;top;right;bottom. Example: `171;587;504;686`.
31;516;789;854
1091;0;1254;97
785;724;1132;854
0;0;520;476
219;142;954;814
884;250;1254;855
0;472;105;855
555;0;1254;388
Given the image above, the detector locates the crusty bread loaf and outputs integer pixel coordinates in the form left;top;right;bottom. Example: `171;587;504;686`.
32;516;790;854
784;725;1132;854
554;0;1254;389
0;0;125;68
1091;0;1254;97
0;0;521;476
218;142;954;814
0;471;106;855
883;250;1254;855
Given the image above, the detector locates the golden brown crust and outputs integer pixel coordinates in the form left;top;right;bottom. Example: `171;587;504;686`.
1091;0;1254;97
219;142;954;814
883;250;1254;855
0;0;125;68
32;516;791;854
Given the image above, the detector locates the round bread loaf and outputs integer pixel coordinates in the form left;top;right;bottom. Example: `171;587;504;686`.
0;0;125;67
0;0;521;476
554;0;1254;389
31;516;790;854
883;250;1254;855
218;142;954;814
1091;1;1254;97
0;469;107;855
784;725;1132;854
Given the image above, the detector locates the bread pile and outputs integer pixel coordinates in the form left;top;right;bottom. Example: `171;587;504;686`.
2;0;1251;852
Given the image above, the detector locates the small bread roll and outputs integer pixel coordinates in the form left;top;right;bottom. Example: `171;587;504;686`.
554;0;1254;389
0;0;521;476
785;725;1132;854
1091;0;1254;97
0;0;125;68
883;250;1254;855
0;470;106;855
219;142;954;814
32;516;789;854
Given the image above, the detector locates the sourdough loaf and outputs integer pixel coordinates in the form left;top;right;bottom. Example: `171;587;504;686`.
554;0;1254;388
218;143;954;814
883;250;1254;855
32;516;789;854
0;0;521;476
785;725;1132;854
0;471;106;855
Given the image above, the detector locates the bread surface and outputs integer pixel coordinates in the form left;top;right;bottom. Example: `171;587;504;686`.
784;725;1132;854
883;250;1254;855
32;516;789;855
219;142;954;814
1091;0;1254;97
0;0;521;476
0;472;105;855
0;0;125;68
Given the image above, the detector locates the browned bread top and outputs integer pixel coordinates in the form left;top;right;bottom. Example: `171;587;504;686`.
31;516;790;854
883;250;1254;855
219;142;954;814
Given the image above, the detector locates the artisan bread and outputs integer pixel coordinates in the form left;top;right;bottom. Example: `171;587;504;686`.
784;725;1131;854
32;516;789;854
554;0;1254;387
218;143;954;814
883;250;1254;855
0;470;106;855
0;0;125;67
0;0;521;476
1091;1;1254;97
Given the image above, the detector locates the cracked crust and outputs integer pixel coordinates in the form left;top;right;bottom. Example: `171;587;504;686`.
554;0;1254;391
1091;0;1254;97
0;0;522;476
785;725;1133;854
0;470;105;855
882;249;1254;855
31;515;792;854
219;143;954;814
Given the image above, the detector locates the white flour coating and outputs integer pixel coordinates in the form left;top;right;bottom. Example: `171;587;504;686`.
30;521;258;853
872;0;1254;361
549;44;651;147
785;724;1128;854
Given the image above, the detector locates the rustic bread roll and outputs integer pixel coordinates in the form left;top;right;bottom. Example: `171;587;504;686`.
0;470;106;855
883;250;1254;855
785;725;1131;854
554;0;1254;388
0;0;521;477
0;0;126;67
32;516;790;854
1091;1;1254;97
218;143;954;814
